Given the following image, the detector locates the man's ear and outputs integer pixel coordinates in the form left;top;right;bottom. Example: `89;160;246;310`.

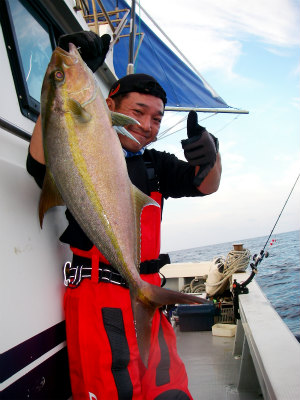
106;97;115;111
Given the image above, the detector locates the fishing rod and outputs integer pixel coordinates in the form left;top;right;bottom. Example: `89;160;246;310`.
233;172;300;319
261;172;300;253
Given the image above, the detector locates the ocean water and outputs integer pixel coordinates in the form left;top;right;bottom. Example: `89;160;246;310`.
169;230;300;336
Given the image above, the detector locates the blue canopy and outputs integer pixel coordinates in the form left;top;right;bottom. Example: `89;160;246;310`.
92;0;231;110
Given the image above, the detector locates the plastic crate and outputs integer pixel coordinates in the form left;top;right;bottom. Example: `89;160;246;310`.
218;303;235;324
212;323;237;337
177;304;215;332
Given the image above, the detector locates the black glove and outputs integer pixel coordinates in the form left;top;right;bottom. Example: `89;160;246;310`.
58;31;111;72
181;111;219;186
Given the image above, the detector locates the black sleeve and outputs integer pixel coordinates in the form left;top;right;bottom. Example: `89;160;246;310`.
145;149;205;199
26;148;46;189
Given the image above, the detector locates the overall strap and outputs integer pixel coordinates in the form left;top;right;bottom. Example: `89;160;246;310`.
70;245;107;283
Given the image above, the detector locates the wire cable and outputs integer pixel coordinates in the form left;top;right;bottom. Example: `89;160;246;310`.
157;112;217;141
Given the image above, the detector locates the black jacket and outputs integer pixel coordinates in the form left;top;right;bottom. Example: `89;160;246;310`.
26;148;202;250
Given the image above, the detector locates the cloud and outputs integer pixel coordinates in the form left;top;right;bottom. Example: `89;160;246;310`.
140;0;300;252
293;62;300;77
140;0;300;77
291;97;300;109
160;170;300;251
208;0;300;47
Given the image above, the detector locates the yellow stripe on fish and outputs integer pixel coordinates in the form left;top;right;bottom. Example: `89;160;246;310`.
65;99;126;267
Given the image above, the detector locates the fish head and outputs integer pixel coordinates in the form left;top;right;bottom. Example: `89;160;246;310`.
41;43;96;134
42;42;96;103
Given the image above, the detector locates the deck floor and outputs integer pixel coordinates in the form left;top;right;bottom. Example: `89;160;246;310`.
176;329;263;400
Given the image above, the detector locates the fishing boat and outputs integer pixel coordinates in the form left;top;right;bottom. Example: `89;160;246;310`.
160;245;300;400
0;0;299;398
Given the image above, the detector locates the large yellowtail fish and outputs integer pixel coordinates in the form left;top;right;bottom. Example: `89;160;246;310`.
39;43;209;365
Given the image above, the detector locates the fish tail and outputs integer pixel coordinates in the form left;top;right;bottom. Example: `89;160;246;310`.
131;281;210;366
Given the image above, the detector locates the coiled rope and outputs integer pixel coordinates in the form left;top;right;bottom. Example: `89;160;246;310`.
206;248;251;289
181;275;207;294
180;248;251;294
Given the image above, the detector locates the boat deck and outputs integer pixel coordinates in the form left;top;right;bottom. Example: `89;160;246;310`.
176;329;262;400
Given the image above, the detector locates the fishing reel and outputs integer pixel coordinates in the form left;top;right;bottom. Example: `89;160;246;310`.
251;249;269;271
233;249;269;319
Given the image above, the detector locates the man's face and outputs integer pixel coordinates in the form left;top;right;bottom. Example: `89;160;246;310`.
106;92;164;152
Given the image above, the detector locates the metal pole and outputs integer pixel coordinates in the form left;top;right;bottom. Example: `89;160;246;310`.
96;0;115;33
127;0;136;74
91;0;99;35
164;106;249;114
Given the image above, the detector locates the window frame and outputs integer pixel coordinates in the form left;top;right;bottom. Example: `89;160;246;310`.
0;0;62;122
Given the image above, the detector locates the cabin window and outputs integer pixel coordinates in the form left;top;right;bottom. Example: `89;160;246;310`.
10;1;53;104
0;0;61;122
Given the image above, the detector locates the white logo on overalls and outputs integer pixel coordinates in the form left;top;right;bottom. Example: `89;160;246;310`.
89;393;97;400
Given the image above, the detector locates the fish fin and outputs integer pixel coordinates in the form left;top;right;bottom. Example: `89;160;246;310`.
131;185;159;266
111;111;140;127
131;293;155;368
68;98;92;123
39;168;64;228
132;184;159;211
111;111;141;144
131;282;210;366
114;126;140;144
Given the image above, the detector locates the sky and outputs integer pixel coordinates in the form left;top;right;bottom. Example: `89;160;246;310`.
137;0;300;252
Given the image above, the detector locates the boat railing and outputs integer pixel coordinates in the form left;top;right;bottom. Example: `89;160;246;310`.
233;272;300;400
75;0;144;62
0;116;31;142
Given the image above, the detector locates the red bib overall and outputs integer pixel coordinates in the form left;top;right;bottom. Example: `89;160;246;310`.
64;192;193;400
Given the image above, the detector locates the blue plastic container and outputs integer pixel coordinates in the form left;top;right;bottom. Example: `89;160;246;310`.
176;304;215;332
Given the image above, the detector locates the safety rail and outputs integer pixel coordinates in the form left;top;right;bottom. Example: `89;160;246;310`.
233;272;300;399
75;0;130;36
74;0;144;61
0;116;31;142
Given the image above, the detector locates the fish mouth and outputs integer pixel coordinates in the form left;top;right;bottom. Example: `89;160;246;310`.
51;43;80;68
54;42;78;56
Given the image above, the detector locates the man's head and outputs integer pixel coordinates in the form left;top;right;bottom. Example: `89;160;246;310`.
106;74;167;152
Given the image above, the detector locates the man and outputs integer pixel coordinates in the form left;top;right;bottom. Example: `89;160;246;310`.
27;32;221;400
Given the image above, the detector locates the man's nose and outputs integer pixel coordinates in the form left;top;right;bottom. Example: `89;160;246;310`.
139;116;152;136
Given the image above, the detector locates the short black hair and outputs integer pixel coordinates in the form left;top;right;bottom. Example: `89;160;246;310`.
108;73;167;106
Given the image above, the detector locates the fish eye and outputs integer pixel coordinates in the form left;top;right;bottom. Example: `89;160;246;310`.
54;70;64;81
